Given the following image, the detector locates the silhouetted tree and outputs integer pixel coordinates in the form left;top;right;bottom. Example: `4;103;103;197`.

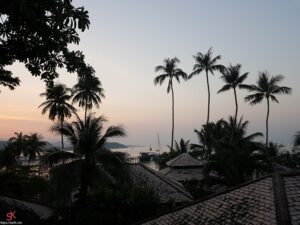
205;117;263;186
0;69;20;92
50;113;127;205
218;64;249;122
8;132;27;156
244;72;291;146
39;83;76;149
0;0;91;86
190;119;227;160
174;138;190;153
294;132;300;148
154;57;187;150
72;70;105;123
25;133;47;164
8;132;46;165
189;48;225;125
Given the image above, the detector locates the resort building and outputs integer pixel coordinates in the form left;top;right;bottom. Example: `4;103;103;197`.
160;153;204;182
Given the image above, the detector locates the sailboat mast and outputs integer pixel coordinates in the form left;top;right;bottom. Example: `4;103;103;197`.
157;133;161;156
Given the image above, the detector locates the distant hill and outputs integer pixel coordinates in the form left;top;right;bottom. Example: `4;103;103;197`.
0;141;8;150
105;142;128;149
0;140;128;150
50;141;128;149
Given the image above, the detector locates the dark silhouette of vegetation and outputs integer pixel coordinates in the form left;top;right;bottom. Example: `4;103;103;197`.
0;0;91;86
72;70;105;123
189;48;225;125
244;72;291;146
0;69;20;92
49;113;127;205
39;83;76;149
294;131;300;148
204;117;263;186
218;64;249;122
154;57;187;150
190;120;226;160
174;138;190;153
8;132;46;165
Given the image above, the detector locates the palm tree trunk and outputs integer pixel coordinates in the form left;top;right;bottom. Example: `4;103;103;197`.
171;84;175;151
85;100;88;125
206;70;210;125
234;87;238;123
61;118;64;149
266;97;270;147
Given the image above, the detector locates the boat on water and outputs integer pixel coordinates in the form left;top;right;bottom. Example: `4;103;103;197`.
138;151;159;162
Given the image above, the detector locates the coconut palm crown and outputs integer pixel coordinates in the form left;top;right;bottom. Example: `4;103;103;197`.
72;73;105;123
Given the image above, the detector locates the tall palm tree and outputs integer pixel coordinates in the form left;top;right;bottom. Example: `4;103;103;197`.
50;113;127;205
217;64;249;122
72;74;105;124
154;57;187;150
39;83;76;149
189;48;225;125
244;72;291;146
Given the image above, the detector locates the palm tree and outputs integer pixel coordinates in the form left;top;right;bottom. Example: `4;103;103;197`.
190;119;227;160
39;83;76;149
205;116;263;186
244;72;291;146
24;133;47;165
154;57;187;150
217;64;249;122
50;113;127;205
189;48;225;125
72;74;105;124
174;138;190;153
8;132;27;156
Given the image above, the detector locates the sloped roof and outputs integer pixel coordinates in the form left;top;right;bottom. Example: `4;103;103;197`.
160;167;204;181
166;153;204;167
138;171;300;225
0;196;53;220
130;164;193;203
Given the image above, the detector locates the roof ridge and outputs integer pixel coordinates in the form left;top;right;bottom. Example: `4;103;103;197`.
167;153;184;166
134;173;274;225
136;164;193;200
272;173;292;225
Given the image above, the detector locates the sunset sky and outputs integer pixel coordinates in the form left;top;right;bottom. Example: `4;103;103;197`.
0;0;299;148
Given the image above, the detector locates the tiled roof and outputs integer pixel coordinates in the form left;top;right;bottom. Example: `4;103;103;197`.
138;172;300;225
160;167;204;181
130;164;193;203
0;196;53;219
166;153;204;167
283;175;300;224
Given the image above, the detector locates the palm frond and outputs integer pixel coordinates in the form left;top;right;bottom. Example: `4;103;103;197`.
217;84;231;93
245;93;265;105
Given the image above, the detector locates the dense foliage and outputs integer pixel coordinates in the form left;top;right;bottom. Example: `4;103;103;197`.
0;0;91;89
